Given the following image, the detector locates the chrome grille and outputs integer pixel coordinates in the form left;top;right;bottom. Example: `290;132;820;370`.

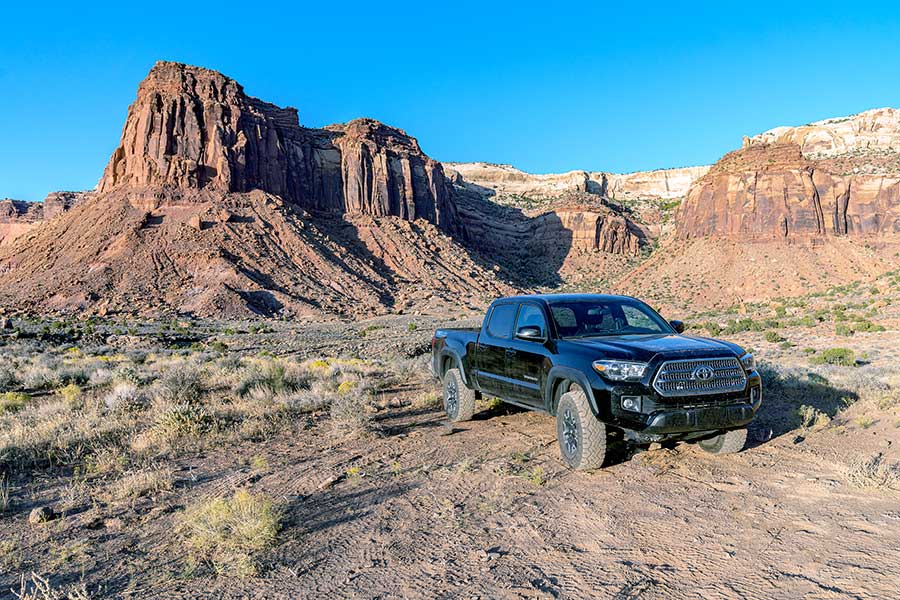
652;357;747;397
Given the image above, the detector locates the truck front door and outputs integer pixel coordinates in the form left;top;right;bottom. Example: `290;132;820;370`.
506;302;551;406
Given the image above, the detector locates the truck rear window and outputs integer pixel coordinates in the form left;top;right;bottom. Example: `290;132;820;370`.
486;304;516;338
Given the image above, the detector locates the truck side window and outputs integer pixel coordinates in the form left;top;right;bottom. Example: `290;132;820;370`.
486;304;516;339
516;304;547;336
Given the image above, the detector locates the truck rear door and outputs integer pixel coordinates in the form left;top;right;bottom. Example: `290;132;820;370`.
473;302;517;398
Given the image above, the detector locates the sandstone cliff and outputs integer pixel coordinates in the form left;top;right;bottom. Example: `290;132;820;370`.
0;62;506;317
678;141;900;239
100;61;457;231
445;162;707;201
744;107;900;161
0;192;88;246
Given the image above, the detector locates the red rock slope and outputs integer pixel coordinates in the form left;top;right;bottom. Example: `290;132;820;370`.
0;62;508;318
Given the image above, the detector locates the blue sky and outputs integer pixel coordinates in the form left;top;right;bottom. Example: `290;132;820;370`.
2;1;899;200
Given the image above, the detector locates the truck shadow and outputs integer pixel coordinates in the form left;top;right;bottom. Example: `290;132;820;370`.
745;365;859;448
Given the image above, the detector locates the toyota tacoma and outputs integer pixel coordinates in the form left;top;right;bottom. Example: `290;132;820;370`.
431;294;762;470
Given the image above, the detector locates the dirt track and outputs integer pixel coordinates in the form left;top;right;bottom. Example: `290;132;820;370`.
12;394;895;600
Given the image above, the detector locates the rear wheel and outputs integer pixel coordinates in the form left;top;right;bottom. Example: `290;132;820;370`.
698;427;748;455
556;388;606;470
442;368;475;422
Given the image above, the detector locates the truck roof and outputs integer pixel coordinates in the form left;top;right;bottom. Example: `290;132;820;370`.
491;293;638;305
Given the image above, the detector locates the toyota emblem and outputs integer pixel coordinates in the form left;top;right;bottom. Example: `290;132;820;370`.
692;365;714;381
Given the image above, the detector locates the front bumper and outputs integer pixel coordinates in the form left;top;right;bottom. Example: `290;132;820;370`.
643;401;757;434
591;370;763;436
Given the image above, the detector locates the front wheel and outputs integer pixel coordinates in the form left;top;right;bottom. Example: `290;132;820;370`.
442;368;475;422
556;388;607;470
697;427;748;455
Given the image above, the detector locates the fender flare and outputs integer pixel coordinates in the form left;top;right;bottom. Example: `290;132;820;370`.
439;349;471;387
545;366;599;416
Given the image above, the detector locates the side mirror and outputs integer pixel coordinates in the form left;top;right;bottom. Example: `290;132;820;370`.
670;320;685;334
515;325;546;342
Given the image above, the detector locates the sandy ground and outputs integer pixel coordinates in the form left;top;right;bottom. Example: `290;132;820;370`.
5;386;898;599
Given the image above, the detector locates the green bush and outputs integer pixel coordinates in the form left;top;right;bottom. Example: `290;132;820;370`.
811;348;856;367
764;331;784;343
0;391;29;414
702;322;722;336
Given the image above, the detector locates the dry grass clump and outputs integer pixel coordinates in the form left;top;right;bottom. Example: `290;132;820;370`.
329;386;376;438
846;453;900;489
180;489;281;578
153;367;205;406
233;359;309;399
104;466;174;502
103;382;147;413
0;473;10;513
0;392;134;470
12;573;91;600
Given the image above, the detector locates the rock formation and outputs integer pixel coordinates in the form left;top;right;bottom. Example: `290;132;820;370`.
100;62;457;231
744;107;900;159
678;142;900;239
0;62;506;318
445;162;707;201
0;192;88;246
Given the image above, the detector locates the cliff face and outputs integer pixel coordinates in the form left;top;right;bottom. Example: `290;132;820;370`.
678;142;900;239
0;192;88;246
100;62;456;230
444;162;707;201
744;107;900;159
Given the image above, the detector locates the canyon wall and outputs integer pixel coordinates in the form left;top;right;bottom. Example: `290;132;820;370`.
678;141;900;239
744;107;900;158
445;162;707;201
100;62;457;231
0;192;88;246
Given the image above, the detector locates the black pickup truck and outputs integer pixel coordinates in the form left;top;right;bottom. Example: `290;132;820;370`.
431;294;762;470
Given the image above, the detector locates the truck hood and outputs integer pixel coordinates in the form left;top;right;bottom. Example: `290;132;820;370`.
563;334;743;362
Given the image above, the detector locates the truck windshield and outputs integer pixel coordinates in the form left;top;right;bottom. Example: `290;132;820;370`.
548;299;674;338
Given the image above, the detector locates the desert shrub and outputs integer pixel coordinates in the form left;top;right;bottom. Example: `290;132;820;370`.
796;404;830;429
851;320;885;333
153;404;215;438
0;391;30;414
846;453;899;489
413;390;442;409
104;383;147;413
330;387;375;438
0;395;134;469
0;474;9;513
181;489;281;577
81;445;129;476
234;359;308;398
702;322;722;336
854;415;875;429
764;331;783;343
811;348;856;367
0;366;19;390
155;367;204;405
57;384;82;409
835;323;853;336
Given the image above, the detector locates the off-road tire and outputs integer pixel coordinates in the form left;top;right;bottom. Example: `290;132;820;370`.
698;427;748;455
556;388;606;470
442;368;475;422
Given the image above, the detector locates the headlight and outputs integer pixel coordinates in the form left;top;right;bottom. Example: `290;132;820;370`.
592;360;647;381
739;352;755;371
